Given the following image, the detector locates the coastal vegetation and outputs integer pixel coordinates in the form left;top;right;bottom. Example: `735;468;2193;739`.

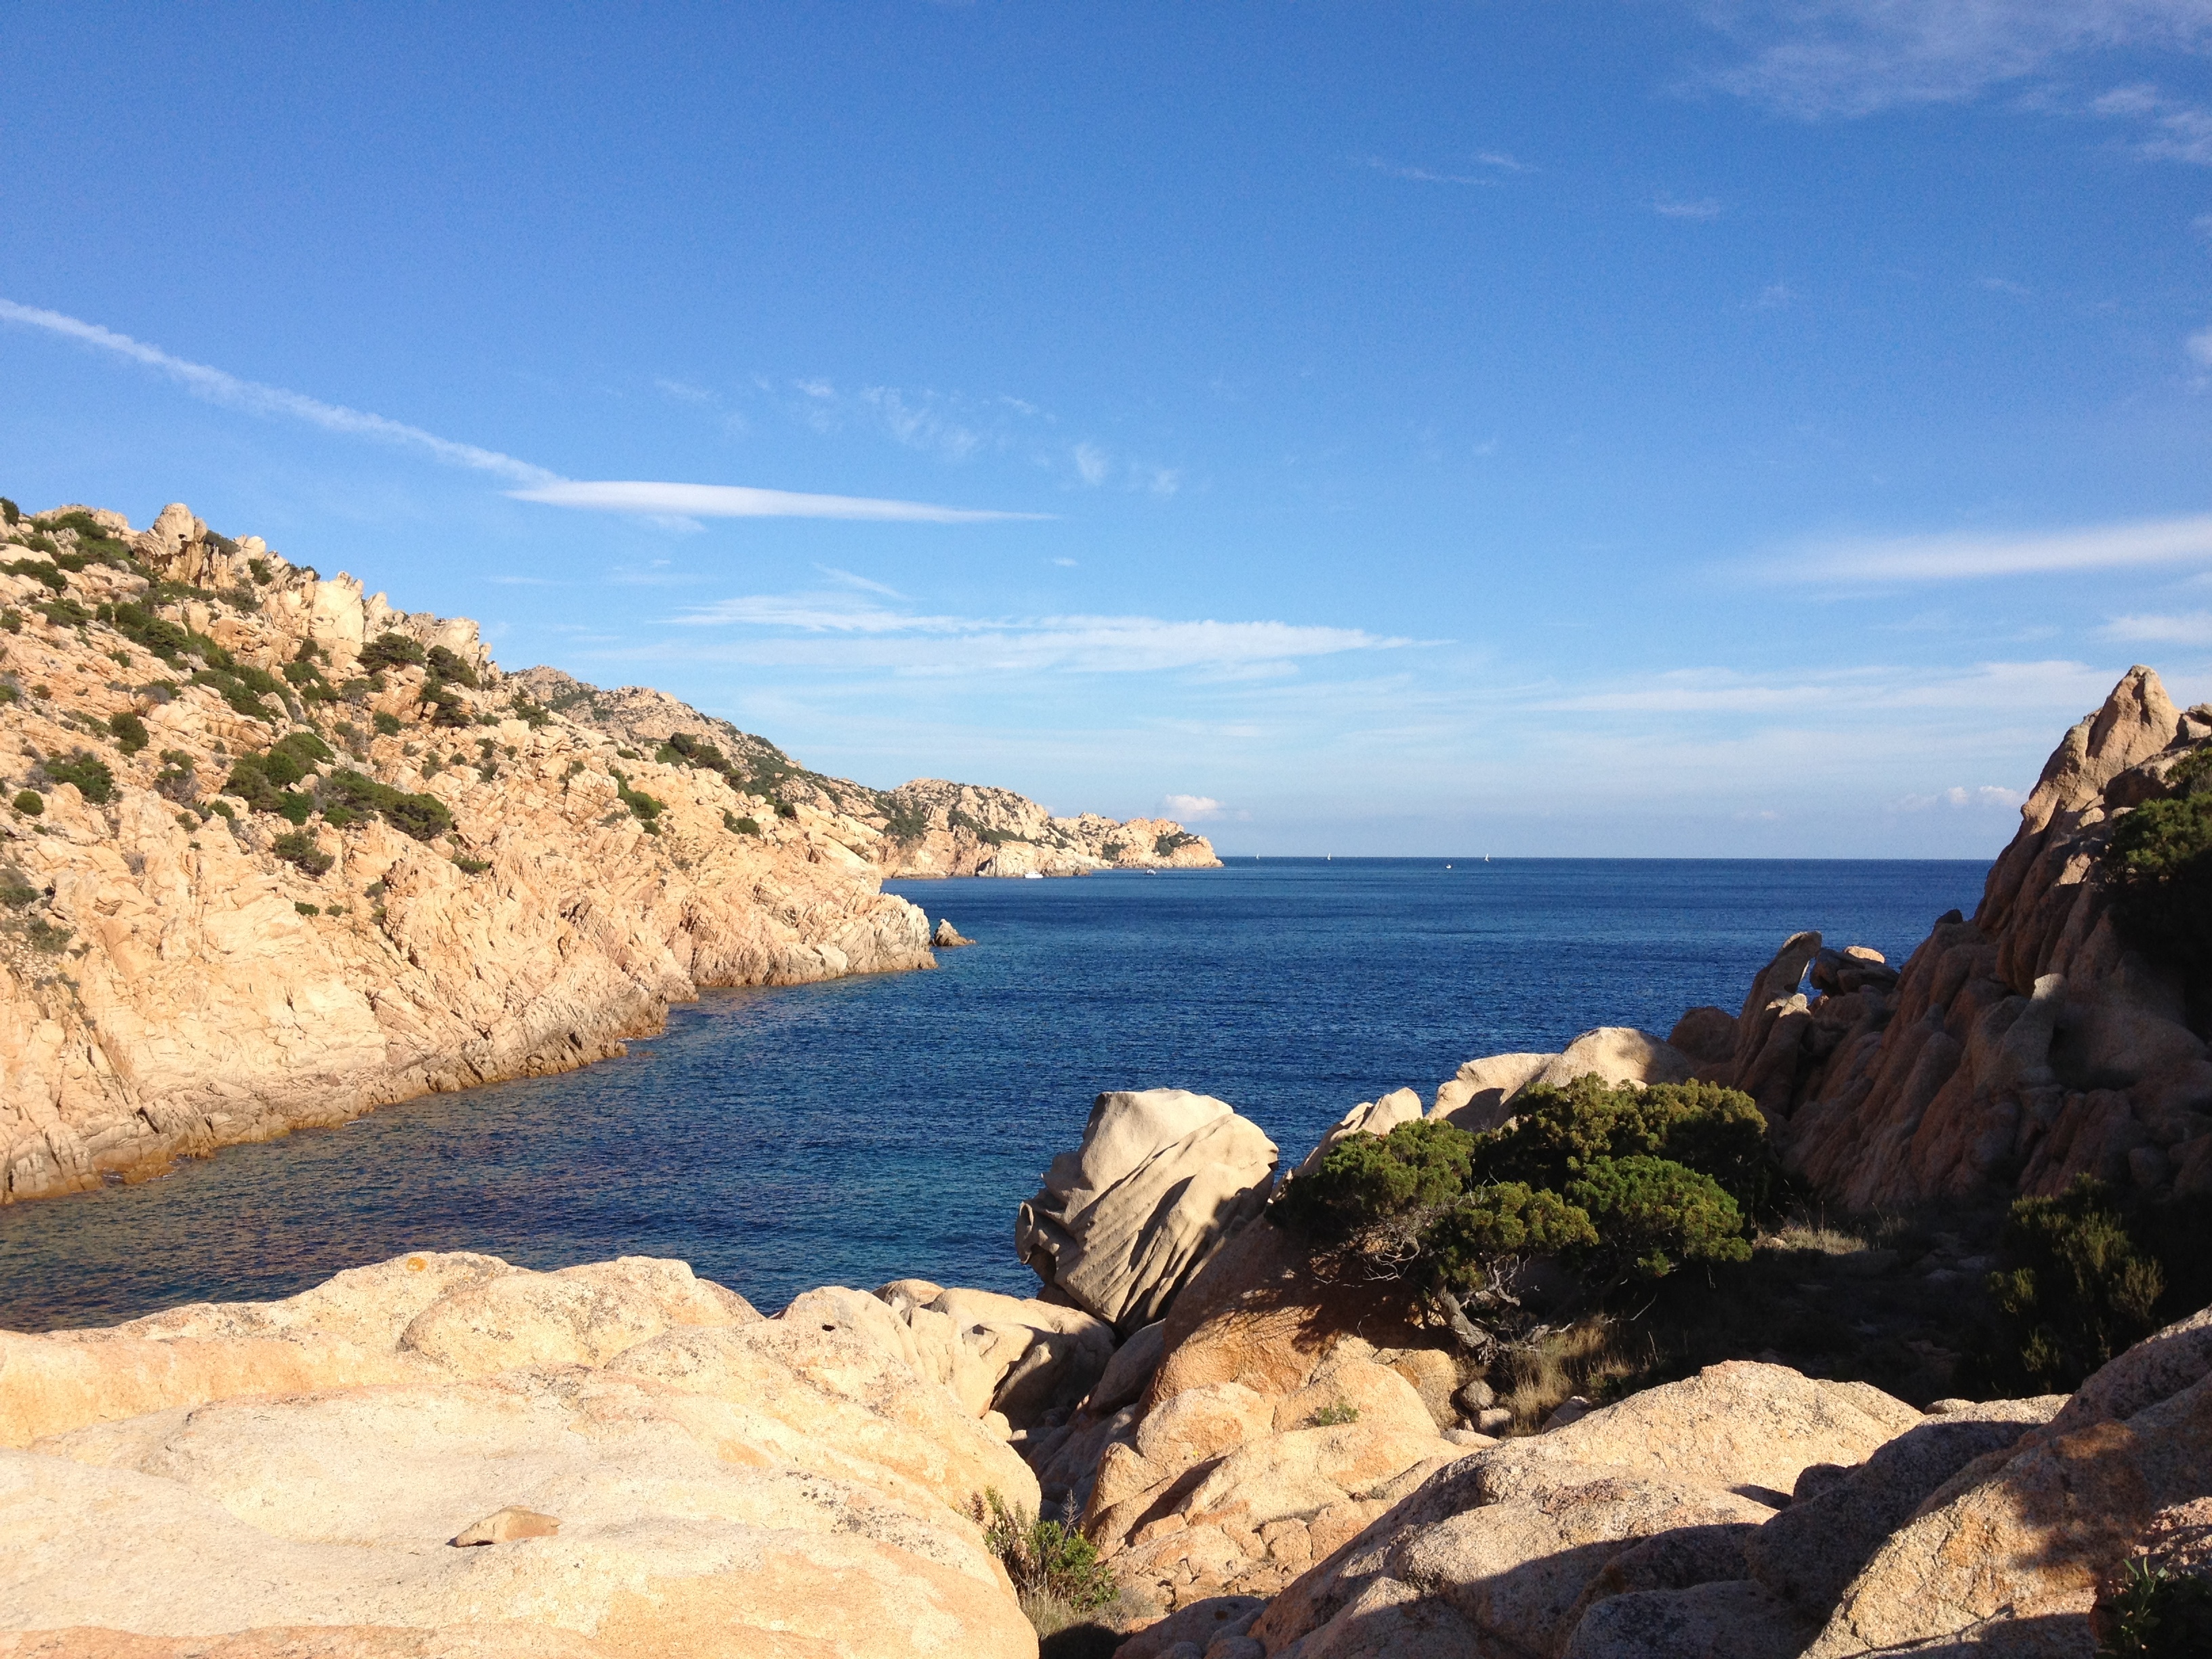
1271;1077;1766;1358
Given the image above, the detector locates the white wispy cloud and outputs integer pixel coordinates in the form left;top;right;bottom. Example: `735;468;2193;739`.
2094;81;2212;162
2100;609;2212;642
1764;512;2212;582
1;297;1044;526
1473;150;1538;173
1692;0;2212;119
1654;193;1724;219
2188;327;2212;367
665;587;1420;676
1163;793;1227;820
816;566;905;597
1072;443;1111;486
508;480;1047;523
0;297;556;485
1359;156;1494;186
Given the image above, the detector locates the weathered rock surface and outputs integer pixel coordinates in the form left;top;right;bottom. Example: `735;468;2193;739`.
1746;668;2210;1210
0;1251;1038;1658
1018;1089;1279;1335
1247;1361;1923;1659
871;1278;1116;1429
1803;1303;2212;1657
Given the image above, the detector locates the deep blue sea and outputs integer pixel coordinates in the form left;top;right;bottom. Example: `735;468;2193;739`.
0;858;1986;1332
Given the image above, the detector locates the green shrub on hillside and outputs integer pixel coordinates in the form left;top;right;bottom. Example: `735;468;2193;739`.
321;769;452;841
12;790;42;816
425;644;478;688
724;810;761;836
2103;747;2212;981
609;769;665;829
271;829;332;877
1153;828;1200;856
359;632;425;673
970;1488;1117;1633
1966;1176;2171;1395
1271;1077;1771;1353
107;711;149;755
373;711;401;737
0;497;17;525
41;751;115;804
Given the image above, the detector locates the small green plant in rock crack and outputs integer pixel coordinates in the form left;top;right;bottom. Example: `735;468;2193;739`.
2098;1559;2212;1658
969;1488;1118;1637
1309;1402;1361;1426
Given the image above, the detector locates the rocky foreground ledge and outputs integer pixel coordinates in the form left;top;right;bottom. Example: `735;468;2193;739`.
0;1229;2205;1657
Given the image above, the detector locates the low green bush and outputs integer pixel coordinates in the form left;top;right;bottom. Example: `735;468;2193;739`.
970;1489;1118;1628
0;497;17;525
359;632;425;672
2;557;65;592
373;710;401;736
2099;1559;2212;1658
107;711;149;755
1153;828;1200;856
248;558;274;585
609;769;665;825
320;769;452;841
1271;1077;1770;1354
2103;747;2212;981
1966;1176;2173;1395
724;811;761;836
42;752;115;804
11;790;41;816
271;830;332;876
425;644;478;688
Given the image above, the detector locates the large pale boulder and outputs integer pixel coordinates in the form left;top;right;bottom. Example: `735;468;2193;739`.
0;1254;1041;1659
1;1369;1031;1659
1536;1027;1696;1092
1017;1089;1279;1333
1431;1052;1552;1130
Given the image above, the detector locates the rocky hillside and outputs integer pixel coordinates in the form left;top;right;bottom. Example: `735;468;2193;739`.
0;499;946;1208
513;665;1222;879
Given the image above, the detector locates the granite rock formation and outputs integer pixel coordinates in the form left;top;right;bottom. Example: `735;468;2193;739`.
1017;1090;1282;1336
1419;668;2212;1212
0;1251;1039;1659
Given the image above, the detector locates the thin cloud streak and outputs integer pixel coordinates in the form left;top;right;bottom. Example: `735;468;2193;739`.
510;480;1048;523
1767;512;2212;581
1;296;1042;525
0;296;556;486
665;587;1420;676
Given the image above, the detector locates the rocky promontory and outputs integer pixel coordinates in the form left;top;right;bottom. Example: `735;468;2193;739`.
0;499;1210;1206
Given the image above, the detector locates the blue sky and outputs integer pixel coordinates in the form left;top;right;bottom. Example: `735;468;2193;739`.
6;2;2212;855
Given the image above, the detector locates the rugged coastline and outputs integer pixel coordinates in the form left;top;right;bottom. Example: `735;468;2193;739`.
0;500;1215;1206
1;565;2208;1656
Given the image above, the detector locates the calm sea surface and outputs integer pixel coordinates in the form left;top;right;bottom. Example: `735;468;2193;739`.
0;858;1986;1331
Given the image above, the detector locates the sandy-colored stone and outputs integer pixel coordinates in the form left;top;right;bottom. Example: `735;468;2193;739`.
1017;1089;1279;1334
0;1254;1044;1659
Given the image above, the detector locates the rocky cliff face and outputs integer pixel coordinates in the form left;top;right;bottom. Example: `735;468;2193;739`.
513;665;1223;878
0;501;953;1206
1417;667;2212;1214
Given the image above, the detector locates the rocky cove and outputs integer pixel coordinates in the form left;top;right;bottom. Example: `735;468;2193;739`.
1;500;2211;1658
0;501;1217;1208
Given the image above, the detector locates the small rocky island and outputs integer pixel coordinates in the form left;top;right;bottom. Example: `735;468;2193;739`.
2;498;2209;1659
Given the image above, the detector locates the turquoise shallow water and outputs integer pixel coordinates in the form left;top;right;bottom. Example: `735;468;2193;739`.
0;857;1987;1331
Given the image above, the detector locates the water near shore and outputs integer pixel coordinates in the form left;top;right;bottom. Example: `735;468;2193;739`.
0;858;1986;1330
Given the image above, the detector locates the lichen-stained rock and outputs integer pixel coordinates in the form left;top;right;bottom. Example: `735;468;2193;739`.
1803;1307;2212;1658
1560;1578;1816;1659
0;1252;1042;1658
1017;1089;1279;1334
1248;1363;1921;1659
